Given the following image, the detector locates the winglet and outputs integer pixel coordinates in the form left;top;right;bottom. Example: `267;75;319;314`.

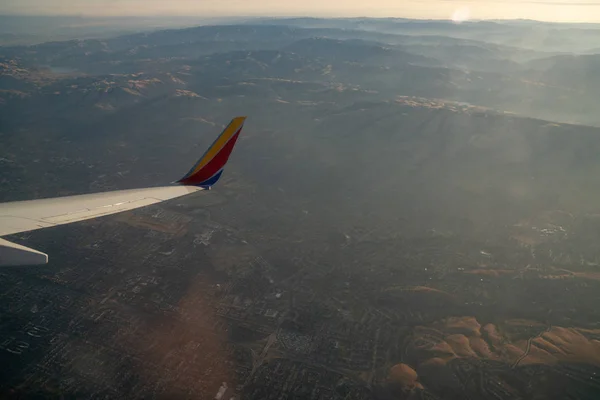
177;117;246;189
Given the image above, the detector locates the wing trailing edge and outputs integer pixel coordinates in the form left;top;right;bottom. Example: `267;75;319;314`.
0;238;48;267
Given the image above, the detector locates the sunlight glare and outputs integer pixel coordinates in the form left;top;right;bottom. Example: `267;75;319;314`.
451;6;471;23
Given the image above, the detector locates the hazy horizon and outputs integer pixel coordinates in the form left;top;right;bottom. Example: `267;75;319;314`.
2;0;600;23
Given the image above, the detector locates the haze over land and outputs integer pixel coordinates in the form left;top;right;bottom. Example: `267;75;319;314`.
2;15;600;400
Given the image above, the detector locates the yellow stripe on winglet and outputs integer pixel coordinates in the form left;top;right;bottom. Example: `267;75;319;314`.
191;116;246;175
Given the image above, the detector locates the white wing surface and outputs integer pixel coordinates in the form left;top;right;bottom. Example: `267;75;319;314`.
0;186;203;237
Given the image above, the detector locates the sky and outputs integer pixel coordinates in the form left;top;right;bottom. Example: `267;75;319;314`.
2;0;600;22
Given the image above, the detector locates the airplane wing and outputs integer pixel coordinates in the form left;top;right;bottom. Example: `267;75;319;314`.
0;116;246;267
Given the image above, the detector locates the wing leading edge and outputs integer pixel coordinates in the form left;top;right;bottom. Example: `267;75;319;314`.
0;116;246;267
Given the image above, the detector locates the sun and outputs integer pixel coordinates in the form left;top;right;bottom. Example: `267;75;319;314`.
451;7;471;23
